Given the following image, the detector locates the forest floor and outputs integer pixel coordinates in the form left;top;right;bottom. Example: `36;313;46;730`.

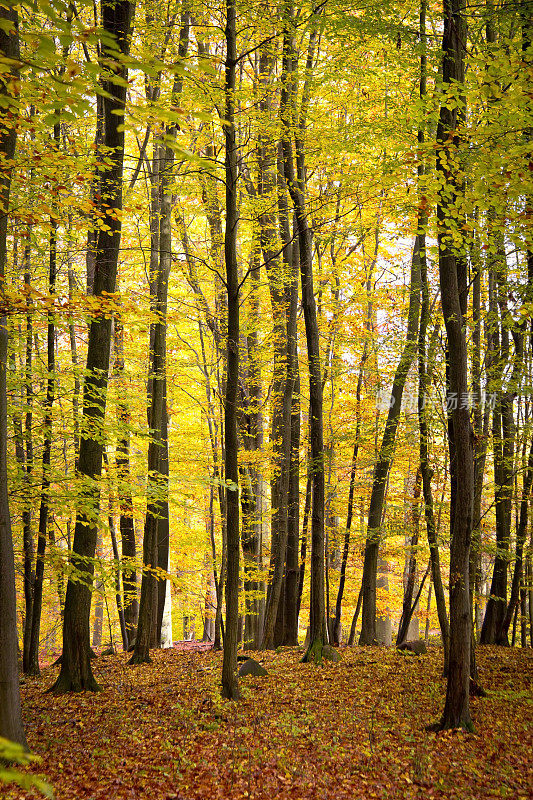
2;644;532;800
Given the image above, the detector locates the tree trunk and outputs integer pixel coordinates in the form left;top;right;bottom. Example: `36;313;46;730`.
284;356;301;645
415;0;450;668
280;5;326;662
130;198;169;660
27;138;58;675
51;0;133;693
347;585;363;646
21;232;35;673
332;352;366;646
242;254;264;649
480;250;514;644
498;433;533;642
297;457;312;619
114;316;138;639
470;222;490;646
435;0;473;732
359;238;420;644
107;498;128;651
397;470;422;645
259;48;294;648
0;0;26;745
333;238;375;647
132;8;189;657
221;0;240;700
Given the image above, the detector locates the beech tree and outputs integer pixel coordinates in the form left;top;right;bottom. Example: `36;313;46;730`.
435;0;473;732
221;0;240;700
51;0;134;692
0;0;26;747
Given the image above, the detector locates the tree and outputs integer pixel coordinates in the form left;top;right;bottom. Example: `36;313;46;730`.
0;0;26;746
435;0;473;732
221;0;240;701
279;0;326;663
51;0;134;693
359;238;420;645
131;8;190;664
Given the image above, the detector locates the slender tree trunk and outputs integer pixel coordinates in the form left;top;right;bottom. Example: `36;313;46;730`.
243;254;264;649
359;239;420;645
397;470;422;645
480;245;515;644
101;449;129;651
67;217;80;462
13;351;34;672
470;221;490;647
333;354;365;645
425;579;432;645
333;239;375;646
415;0;450;668
114;317;138;640
134;128;161;658
284;356;301;645
92;542;104;650
130;201;169;660
347;585;363;646
51;0;133;693
28;161;57;675
131;13;189;655
12;243;35;674
498;433;533;642
297;458;311;618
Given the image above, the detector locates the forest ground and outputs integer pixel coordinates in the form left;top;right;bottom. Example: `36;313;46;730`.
3;644;532;800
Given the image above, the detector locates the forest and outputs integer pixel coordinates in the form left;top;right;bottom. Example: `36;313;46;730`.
0;0;532;797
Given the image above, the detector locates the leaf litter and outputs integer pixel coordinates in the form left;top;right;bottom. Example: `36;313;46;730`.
2;644;532;800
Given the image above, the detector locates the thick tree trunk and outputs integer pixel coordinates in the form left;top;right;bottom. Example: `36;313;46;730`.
51;0;133;693
259;50;294;648
0;0;26;745
435;0;473;732
279;7;326;662
221;0;240;700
